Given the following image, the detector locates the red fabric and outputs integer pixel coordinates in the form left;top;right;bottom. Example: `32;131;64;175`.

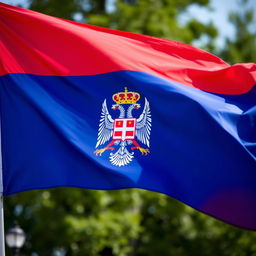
0;3;256;94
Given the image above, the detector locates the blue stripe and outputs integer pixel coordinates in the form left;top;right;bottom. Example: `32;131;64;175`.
0;71;255;228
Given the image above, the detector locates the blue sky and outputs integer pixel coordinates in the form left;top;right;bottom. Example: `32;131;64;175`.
186;0;256;47
2;0;256;48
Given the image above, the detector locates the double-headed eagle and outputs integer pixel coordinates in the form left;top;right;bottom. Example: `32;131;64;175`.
95;88;152;167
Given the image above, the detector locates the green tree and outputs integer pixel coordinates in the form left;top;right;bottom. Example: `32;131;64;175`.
27;0;217;44
5;188;256;256
220;0;256;64
28;0;108;20
5;189;143;255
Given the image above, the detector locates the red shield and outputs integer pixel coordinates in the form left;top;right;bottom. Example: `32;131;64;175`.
113;118;136;141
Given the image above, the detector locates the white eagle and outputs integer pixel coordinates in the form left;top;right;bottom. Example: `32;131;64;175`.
95;96;151;167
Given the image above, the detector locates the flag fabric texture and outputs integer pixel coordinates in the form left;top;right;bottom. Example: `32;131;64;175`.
0;3;256;230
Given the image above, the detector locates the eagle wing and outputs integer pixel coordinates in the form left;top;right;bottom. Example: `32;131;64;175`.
136;98;152;147
96;99;114;148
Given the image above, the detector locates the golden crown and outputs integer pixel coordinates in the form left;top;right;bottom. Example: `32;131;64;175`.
112;87;140;104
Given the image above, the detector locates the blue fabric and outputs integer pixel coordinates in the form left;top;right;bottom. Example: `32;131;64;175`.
0;71;255;229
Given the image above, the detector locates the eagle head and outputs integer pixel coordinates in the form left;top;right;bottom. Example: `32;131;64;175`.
112;104;120;110
133;103;141;109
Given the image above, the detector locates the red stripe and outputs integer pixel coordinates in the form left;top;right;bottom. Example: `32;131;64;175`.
0;3;256;94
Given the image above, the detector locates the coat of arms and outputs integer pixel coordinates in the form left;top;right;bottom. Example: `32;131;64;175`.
95;88;152;167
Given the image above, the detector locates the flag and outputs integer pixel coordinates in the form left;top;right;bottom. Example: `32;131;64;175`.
0;3;256;230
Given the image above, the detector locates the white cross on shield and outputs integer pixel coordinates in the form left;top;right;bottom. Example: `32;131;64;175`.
113;118;136;141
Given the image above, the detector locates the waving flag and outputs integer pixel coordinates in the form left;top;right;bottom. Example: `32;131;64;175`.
0;3;255;230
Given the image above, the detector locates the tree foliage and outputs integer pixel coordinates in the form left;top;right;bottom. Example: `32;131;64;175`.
5;188;256;256
27;0;217;44
220;0;256;64
4;0;256;255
